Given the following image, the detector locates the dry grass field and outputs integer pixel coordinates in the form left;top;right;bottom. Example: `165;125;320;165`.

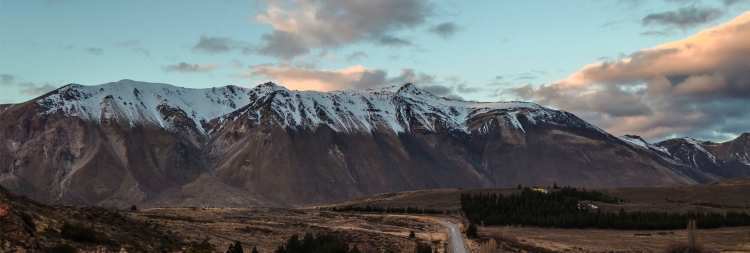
477;225;750;252
7;179;747;252
127;207;456;253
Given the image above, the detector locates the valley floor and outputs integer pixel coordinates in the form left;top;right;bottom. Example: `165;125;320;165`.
476;225;750;252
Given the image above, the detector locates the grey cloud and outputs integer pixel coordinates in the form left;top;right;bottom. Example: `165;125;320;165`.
722;0;749;6
514;75;537;81
456;83;481;93
428;22;461;39
0;75;58;96
444;94;464;100
640;30;672;36
1;74;15;86
18;82;57;96
374;35;412;47
162;62;218;73
86;47;104;55
352;70;388;89
387;68;436;85
116;40;150;57
193;36;244;54
642;6;723;29
256;31;311;59
419;85;452;96
254;0;433;59
345;51;368;62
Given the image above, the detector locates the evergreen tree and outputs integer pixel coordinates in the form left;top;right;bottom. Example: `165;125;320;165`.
252;246;259;253
466;223;478;238
415;243;432;253
409;231;415;238
227;241;243;253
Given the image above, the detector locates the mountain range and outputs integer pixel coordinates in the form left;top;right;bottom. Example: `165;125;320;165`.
0;79;747;207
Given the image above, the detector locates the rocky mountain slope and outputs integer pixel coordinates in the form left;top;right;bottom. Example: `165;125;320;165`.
0;80;741;207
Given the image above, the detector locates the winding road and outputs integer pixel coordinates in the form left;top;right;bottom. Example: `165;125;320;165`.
437;221;468;253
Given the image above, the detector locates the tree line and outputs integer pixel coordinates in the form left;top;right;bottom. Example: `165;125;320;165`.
325;206;445;215
461;187;750;230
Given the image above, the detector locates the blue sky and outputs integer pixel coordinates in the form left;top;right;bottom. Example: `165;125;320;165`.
1;0;749;141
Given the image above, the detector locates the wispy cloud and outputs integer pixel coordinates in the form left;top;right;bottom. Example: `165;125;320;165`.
345;51;368;62
0;74;59;98
162;62;218;73
428;22;462;39
85;47;104;55
642;6;723;29
115;40;150;57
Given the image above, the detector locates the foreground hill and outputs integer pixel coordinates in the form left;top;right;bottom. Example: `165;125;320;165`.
0;79;739;207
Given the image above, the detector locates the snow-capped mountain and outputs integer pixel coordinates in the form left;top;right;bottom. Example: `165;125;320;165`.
0;80;742;207
652;134;750;178
34;79;602;135
618;134;750;178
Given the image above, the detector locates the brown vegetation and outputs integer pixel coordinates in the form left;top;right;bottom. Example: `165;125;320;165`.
663;220;718;253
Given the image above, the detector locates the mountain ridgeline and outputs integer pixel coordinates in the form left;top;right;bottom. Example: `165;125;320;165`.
0;80;747;207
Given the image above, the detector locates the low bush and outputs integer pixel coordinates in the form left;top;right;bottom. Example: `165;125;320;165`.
50;244;78;253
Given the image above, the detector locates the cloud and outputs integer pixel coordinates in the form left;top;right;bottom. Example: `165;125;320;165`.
388;68;437;85
457;83;480;93
192;35;246;54
236;65;387;91
514;75;537;81
0;75;58;98
642;6;723;29
640;30;672;36
253;0;433;59
507;12;750;141
85;47;104;55
116;40;150;57
234;65;467;98
162;62;218;73
345;51;367;62
1;74;15;86
428;22;461;38
17;82;57;96
256;30;311;59
419;85;452;96
230;60;243;68
723;0;749;6
374;35;412;46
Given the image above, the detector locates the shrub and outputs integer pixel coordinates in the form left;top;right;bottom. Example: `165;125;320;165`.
415;243;432;253
466;223;478;239
60;222;117;246
159;243;179;253
130;205;138;211
227;241;244;253
478;238;499;253
50;244;78;253
663;241;717;253
409;231;416;238
60;223;100;244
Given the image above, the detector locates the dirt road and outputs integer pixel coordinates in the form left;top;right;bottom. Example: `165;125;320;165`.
437;221;468;253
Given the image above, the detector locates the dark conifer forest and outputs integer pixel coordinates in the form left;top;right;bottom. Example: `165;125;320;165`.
461;187;750;230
